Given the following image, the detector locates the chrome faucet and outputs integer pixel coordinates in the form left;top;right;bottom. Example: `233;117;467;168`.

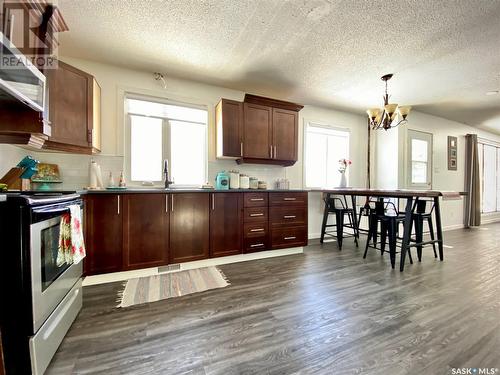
164;159;173;188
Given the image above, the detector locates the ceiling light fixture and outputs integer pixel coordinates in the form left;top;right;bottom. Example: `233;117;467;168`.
366;74;411;131
486;90;499;96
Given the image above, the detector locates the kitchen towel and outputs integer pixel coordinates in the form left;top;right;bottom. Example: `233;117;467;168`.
57;205;86;266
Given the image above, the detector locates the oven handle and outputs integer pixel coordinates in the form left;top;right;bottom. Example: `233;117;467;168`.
32;201;83;215
32;206;71;215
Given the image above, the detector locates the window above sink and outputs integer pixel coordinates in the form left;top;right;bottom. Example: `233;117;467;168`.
124;95;208;187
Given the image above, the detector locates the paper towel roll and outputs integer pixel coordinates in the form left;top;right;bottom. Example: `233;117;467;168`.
96;163;103;188
89;161;97;188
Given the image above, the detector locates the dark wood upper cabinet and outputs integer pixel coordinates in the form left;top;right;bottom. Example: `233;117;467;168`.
243;102;273;159
169;193;210;263
272;108;298;161
216;99;243;158
84;194;123;275
210;193;243;257
43;61;101;154
123;194;169;270
216;94;302;166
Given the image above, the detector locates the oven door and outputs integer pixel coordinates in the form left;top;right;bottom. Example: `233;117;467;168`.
30;206;83;333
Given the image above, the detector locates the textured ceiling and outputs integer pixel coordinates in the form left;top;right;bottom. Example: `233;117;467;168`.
58;0;500;132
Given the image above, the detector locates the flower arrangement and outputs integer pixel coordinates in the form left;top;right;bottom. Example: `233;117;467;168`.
338;158;352;173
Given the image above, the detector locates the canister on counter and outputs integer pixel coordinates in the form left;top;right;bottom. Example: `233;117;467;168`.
229;170;240;189
240;174;250;189
258;181;267;189
249;177;258;189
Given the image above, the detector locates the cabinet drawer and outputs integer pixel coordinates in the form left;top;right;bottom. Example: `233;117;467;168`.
269;192;307;206
244;192;268;207
271;226;307;249
243;235;268;253
244;207;268;222
270;206;307;227
243;222;268;237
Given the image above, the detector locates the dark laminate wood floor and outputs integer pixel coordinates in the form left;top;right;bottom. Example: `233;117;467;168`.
47;224;500;375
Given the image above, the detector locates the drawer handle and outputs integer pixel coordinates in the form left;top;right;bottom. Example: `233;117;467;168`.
250;198;264;201
250;243;264;248
283;198;297;201
250;228;265;232
284;236;296;240
250;213;264;217
283;215;296;219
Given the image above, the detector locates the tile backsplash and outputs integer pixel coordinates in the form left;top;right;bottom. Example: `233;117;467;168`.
0;145;292;190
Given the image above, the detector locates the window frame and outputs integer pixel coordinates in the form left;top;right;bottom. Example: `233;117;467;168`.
406;129;433;189
478;139;500;214
303;121;351;189
124;95;208;187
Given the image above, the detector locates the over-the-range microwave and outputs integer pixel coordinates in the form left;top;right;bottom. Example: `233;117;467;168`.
0;31;46;112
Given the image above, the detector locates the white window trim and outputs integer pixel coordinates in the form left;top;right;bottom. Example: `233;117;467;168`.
478;141;500;214
124;94;208;187
406;129;433;189
303;120;351;189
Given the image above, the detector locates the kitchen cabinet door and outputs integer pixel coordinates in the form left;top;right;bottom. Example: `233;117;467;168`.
210;193;242;257
44;61;101;154
84;194;123;275
216;99;243;157
123;194;169;270
272;108;298;161
170;193;210;263
243;103;272;159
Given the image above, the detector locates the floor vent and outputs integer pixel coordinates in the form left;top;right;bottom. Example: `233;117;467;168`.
158;264;181;273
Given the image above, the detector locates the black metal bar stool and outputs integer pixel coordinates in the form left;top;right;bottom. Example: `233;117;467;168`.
320;194;359;250
411;199;438;261
364;200;413;269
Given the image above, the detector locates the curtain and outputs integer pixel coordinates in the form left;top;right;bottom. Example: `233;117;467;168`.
464;134;481;227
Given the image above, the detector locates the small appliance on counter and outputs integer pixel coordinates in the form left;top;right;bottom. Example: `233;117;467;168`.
215;171;229;190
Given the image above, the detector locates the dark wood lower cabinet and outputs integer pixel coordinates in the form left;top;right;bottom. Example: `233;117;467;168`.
84;192;308;275
210;193;242;257
169;193;210;263
123;194;169;270
84;194;123;275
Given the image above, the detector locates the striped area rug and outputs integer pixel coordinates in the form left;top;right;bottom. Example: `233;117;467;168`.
118;266;230;308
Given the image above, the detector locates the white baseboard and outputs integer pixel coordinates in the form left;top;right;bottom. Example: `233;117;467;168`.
83;247;303;286
481;215;500;225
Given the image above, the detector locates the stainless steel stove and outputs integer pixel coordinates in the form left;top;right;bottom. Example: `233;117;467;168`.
0;191;84;375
